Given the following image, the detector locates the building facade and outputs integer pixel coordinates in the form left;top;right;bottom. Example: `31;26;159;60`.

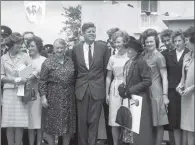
81;1;194;41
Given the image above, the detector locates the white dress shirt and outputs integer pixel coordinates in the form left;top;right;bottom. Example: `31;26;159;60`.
83;42;94;69
176;49;184;61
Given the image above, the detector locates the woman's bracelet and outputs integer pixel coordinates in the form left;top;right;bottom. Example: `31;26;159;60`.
163;94;168;96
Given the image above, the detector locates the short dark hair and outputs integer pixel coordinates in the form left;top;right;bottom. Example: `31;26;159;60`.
160;29;173;42
27;36;43;53
141;28;160;48
184;26;194;38
23;31;35;37
6;32;23;49
184;26;194;44
81;22;96;33
171;29;185;43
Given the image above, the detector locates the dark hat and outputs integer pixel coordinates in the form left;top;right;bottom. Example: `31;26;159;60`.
44;44;53;53
1;25;12;37
1;32;23;45
129;35;136;41
127;40;143;53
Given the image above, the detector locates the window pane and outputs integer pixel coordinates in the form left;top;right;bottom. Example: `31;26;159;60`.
150;1;158;12
141;0;149;12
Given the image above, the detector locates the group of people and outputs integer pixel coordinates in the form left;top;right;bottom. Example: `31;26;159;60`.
1;22;194;145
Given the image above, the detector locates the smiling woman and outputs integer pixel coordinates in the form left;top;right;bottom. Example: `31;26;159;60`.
38;38;76;145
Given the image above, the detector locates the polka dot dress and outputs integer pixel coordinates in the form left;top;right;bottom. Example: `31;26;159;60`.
38;56;76;136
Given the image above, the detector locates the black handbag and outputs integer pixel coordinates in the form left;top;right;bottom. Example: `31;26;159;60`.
21;81;36;104
116;99;132;130
116;99;134;144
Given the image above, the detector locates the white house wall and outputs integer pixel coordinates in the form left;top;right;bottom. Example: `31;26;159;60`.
81;1;140;41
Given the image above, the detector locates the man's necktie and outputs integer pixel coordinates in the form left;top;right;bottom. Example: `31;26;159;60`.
113;48;116;55
88;45;92;68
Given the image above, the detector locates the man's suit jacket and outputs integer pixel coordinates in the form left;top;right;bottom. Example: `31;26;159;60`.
65;49;73;59
164;48;189;88
72;41;109;100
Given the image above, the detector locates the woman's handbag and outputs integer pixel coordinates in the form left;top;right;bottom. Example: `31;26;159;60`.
21;81;36;104
116;98;132;130
116;99;134;144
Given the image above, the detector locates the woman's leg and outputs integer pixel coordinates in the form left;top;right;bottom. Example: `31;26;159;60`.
45;133;55;145
155;126;164;145
174;129;182;145
28;129;35;145
182;130;187;145
187;131;194;145
6;127;15;145
112;126;120;145
15;128;24;145
37;129;43;145
62;134;71;145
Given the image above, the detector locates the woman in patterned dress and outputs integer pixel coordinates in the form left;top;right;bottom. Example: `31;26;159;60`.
141;29;170;145
26;36;47;145
38;38;76;145
176;26;194;145
106;30;129;145
1;32;32;145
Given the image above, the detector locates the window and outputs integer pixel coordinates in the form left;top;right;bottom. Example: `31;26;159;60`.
141;0;158;13
140;0;159;28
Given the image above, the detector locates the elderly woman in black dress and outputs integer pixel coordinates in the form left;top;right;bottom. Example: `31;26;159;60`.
38;38;76;145
118;40;155;145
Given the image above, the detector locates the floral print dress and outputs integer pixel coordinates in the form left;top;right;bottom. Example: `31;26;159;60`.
38;56;76;136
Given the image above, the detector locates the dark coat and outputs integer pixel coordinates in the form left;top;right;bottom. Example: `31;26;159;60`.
125;56;155;145
72;41;109;100
164;48;189;88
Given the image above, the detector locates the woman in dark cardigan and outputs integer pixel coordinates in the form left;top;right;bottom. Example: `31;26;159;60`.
118;40;155;145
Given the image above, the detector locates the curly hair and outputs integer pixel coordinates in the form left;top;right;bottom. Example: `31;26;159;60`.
81;22;96;33
53;38;67;47
106;27;120;39
184;26;194;38
111;30;129;48
27;36;43;53
5;32;23;49
184;26;194;44
160;29;173;42
141;28;160;48
171;29;185;44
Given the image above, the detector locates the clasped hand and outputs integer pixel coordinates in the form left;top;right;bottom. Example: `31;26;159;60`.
13;77;27;86
118;83;131;99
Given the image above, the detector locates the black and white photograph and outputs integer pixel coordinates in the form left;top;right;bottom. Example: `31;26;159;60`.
0;1;194;145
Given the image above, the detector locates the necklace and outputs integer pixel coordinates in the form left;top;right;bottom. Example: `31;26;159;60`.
9;52;17;58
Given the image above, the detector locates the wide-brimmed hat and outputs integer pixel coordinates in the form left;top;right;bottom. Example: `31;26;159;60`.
127;39;143;53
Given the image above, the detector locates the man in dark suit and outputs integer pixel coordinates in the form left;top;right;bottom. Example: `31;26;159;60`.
160;29;176;145
160;29;175;56
72;22;109;145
